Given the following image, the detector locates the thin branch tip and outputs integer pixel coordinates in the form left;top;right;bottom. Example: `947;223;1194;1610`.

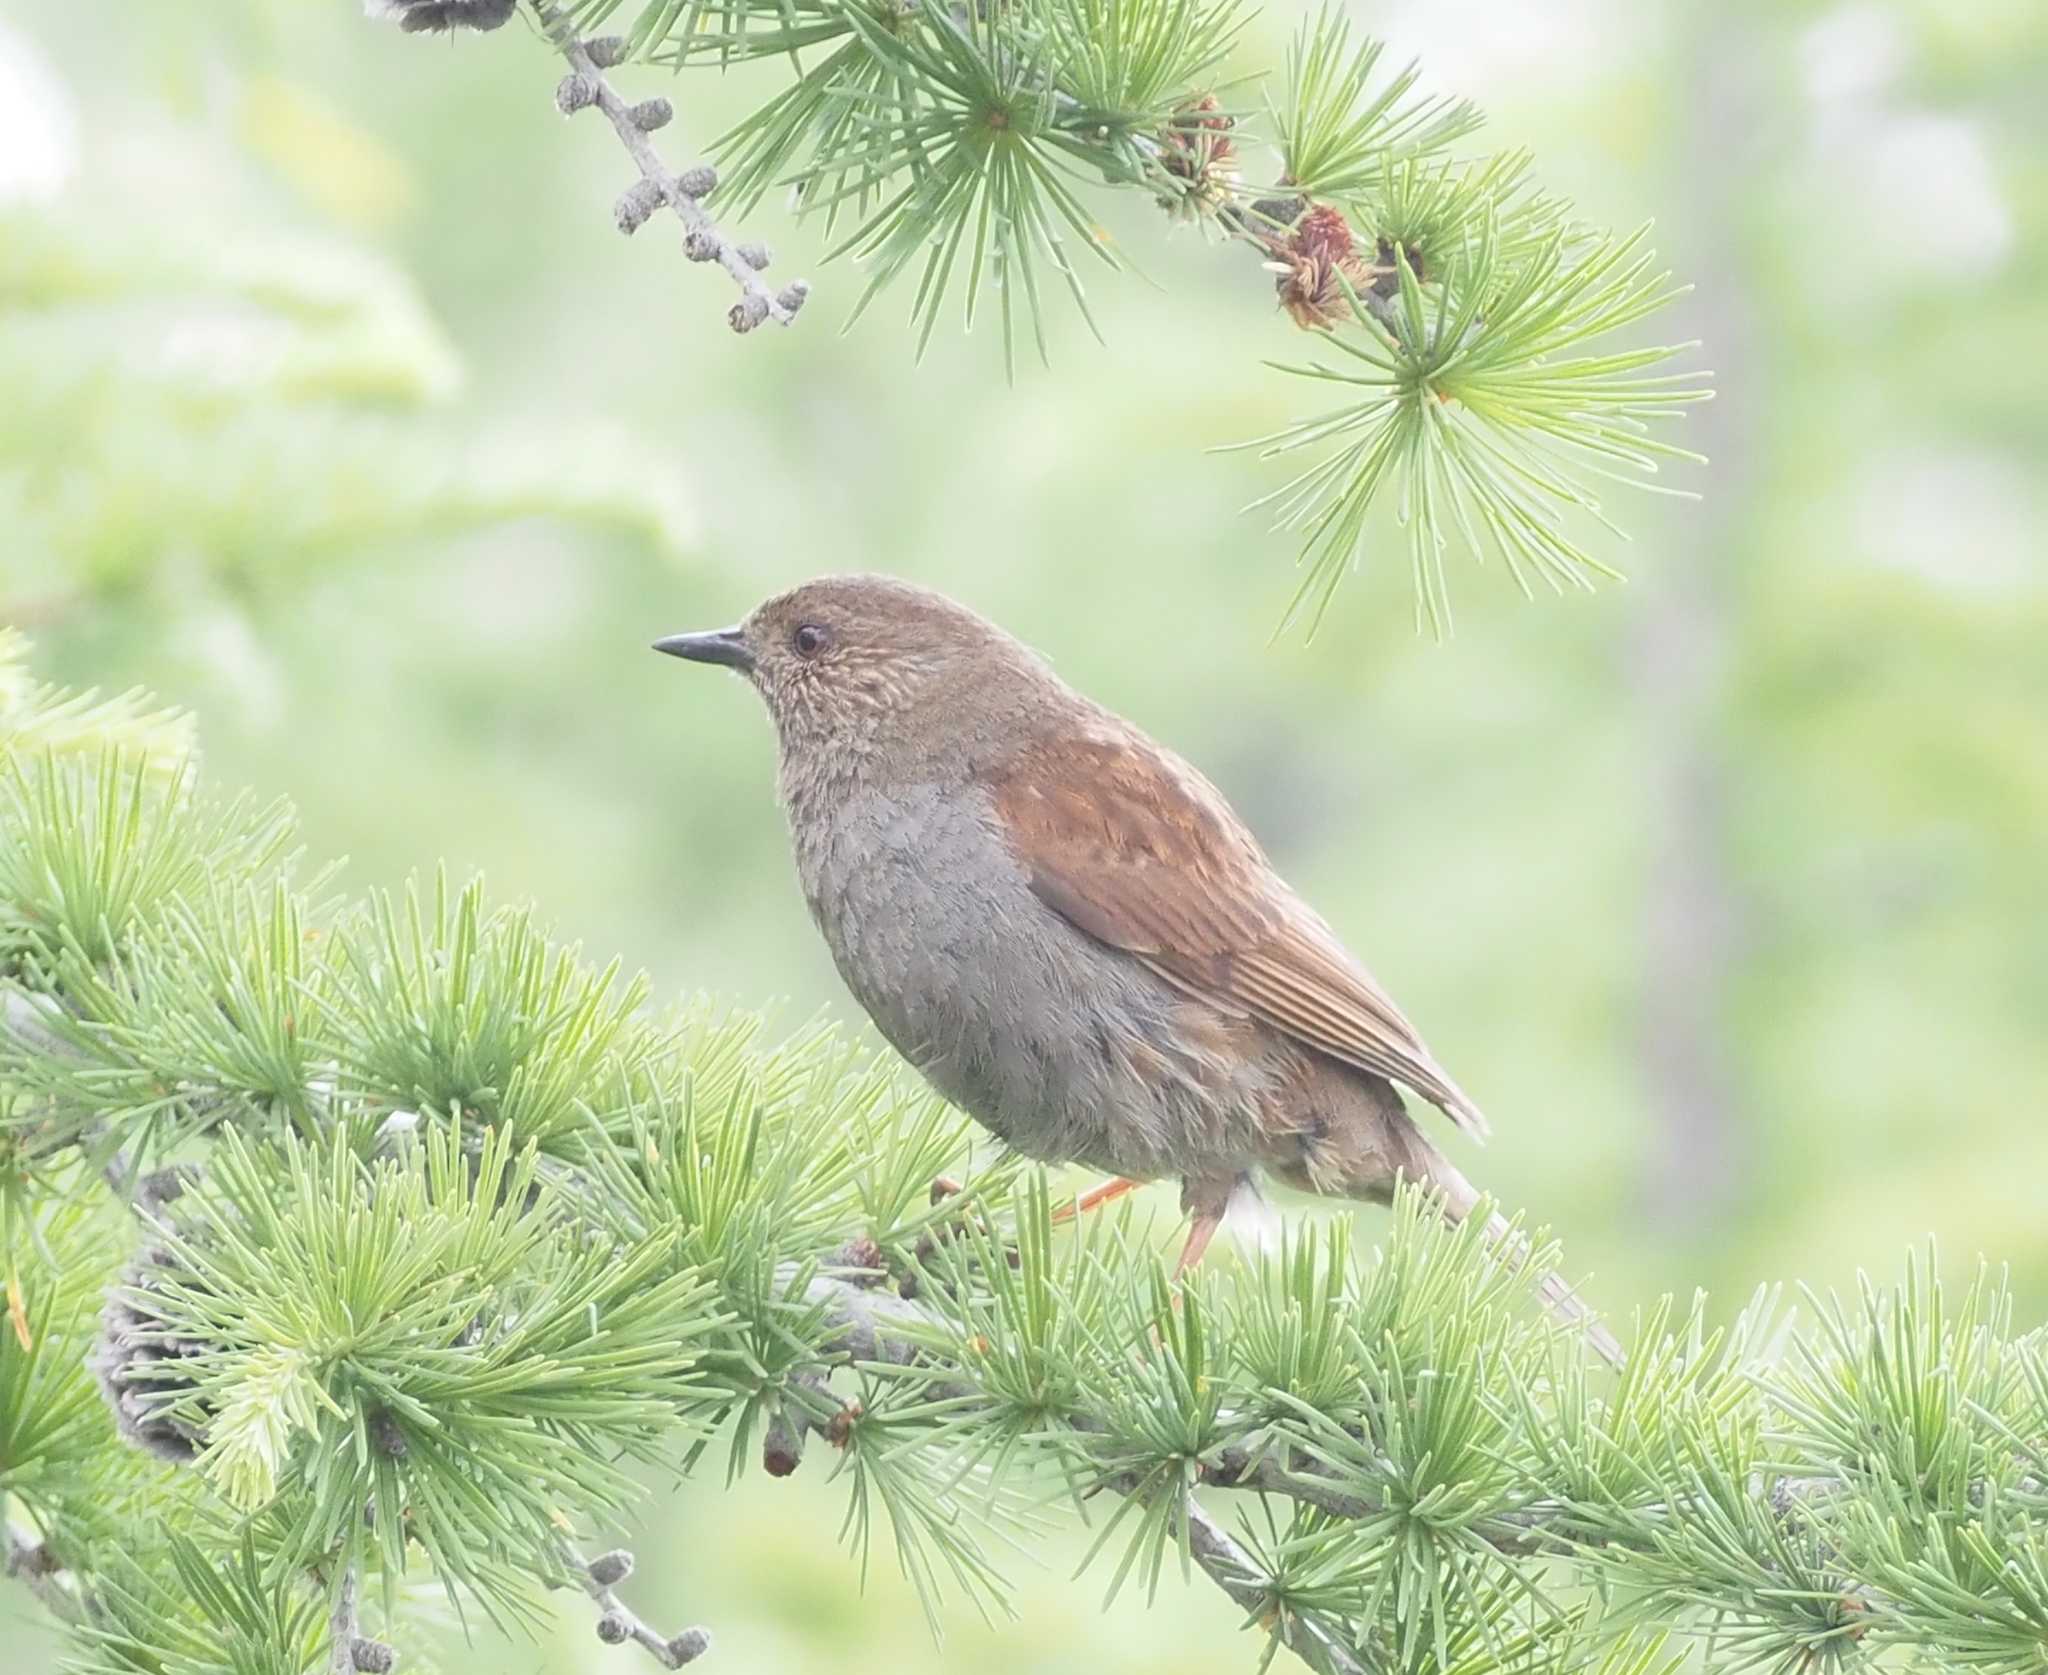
568;1540;710;1668
529;3;802;330
326;1567;363;1675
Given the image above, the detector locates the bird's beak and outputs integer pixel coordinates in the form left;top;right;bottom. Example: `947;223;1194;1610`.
652;626;755;674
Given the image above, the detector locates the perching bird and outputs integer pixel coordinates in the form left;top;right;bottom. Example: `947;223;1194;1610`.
656;575;1621;1363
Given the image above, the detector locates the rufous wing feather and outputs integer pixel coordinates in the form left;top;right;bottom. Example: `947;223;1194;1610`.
985;732;1491;1141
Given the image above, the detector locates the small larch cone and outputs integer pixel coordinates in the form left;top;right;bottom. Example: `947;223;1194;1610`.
1267;204;1373;330
93;1245;215;1465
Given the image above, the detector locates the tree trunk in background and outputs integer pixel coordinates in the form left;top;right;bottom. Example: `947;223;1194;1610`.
1630;10;1765;1231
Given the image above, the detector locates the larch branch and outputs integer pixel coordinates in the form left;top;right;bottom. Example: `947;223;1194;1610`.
529;2;808;334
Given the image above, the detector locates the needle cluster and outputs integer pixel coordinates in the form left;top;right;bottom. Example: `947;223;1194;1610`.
370;0;1711;633
8;643;2041;1675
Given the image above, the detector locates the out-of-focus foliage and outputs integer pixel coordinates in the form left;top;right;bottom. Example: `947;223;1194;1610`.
0;26;691;612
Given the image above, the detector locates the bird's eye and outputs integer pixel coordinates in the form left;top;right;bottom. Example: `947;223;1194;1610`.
792;623;830;659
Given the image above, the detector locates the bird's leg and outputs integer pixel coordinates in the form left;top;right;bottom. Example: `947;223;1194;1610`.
1169;1174;1242;1280
1050;1176;1141;1222
1172;1209;1223;1278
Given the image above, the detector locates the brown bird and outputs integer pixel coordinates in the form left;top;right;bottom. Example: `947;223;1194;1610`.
656;574;1620;1363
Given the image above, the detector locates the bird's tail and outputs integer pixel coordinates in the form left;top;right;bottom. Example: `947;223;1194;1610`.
1408;1141;1626;1371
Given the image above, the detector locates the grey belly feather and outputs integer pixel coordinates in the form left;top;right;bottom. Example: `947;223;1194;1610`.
789;781;1269;1183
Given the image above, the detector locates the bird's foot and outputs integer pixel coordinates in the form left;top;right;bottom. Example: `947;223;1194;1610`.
1050;1175;1142;1223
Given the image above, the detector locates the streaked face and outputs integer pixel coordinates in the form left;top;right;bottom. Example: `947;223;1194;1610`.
655;574;999;750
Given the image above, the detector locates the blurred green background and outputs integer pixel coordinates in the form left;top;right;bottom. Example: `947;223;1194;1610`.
2;0;2044;1668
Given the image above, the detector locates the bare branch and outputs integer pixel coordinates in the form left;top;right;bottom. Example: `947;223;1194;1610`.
1;990;70;1058
326;1566;360;1675
529;3;808;334
6;1526;87;1628
567;1542;711;1669
326;1565;395;1674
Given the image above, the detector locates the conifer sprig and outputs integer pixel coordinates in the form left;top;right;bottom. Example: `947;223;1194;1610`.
9;648;2043;1675
371;0;1712;631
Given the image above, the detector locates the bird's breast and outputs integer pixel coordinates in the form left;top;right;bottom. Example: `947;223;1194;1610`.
781;780;1273;1180
790;781;1030;1062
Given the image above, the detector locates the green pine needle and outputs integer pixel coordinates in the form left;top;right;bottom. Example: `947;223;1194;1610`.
1271;5;1484;201
1242;223;1710;637
1037;0;1250;131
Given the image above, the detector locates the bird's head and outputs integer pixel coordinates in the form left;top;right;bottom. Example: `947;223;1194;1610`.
654;573;1049;767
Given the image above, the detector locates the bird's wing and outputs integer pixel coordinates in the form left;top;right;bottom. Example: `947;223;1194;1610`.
983;731;1490;1140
